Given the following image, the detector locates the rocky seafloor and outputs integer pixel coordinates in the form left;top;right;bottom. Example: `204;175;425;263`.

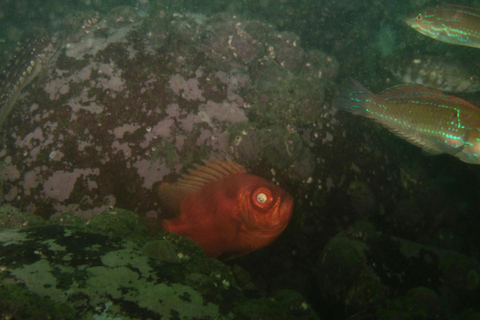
0;1;480;319
0;205;317;319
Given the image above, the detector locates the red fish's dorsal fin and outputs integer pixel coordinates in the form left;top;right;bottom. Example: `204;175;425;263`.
158;159;246;215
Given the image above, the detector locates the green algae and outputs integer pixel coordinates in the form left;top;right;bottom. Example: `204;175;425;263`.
0;225;227;319
318;221;390;313
0;205;314;319
0;204;45;230
376;287;448;320
0;218;315;319
150;140;180;167
0;284;77;320
185;272;223;299
142;239;182;262
49;211;86;228
162;140;179;167
86;207;148;238
232;289;318;320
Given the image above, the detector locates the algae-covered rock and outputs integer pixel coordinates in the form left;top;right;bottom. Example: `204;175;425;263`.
0;225;231;319
0;284;77;320
49;211;88;228
87;207;148;238
0;6;335;220
317;221;480;319
0;204;46;230
50;207;149;239
143;238;183;262
0;224;317;319
317;222;389;315
232;289;318;320
376;287;449;320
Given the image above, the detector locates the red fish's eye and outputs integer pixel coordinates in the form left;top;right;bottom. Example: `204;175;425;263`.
416;13;423;21
257;192;268;204
252;187;274;210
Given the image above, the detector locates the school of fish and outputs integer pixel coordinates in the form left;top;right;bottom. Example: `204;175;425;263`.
334;4;480;166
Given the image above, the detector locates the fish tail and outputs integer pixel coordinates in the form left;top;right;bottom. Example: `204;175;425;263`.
333;79;373;116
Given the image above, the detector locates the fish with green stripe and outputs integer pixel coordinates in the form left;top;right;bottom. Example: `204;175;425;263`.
0;33;61;130
334;79;480;165
405;4;480;49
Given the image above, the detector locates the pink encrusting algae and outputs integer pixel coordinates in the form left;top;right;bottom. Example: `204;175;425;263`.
0;8;337;219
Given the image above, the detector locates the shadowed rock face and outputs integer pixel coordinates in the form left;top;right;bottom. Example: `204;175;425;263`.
0;7;336;219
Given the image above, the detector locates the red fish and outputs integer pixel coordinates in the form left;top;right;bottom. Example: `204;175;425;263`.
157;160;294;258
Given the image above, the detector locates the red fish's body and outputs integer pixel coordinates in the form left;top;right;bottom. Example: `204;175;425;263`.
157;160;294;258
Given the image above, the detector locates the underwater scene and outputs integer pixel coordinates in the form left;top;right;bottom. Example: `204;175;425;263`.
1;0;480;319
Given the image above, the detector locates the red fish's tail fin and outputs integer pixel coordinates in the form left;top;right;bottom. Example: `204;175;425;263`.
333;78;374;116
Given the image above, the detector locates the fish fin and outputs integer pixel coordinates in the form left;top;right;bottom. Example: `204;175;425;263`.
376;122;445;154
441;4;480;16
433;136;465;154
334;78;374;116
405;137;444;154
376;84;444;100
157;159;246;215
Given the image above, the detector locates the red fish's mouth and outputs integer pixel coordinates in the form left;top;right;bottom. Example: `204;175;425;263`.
283;194;294;211
266;194;294;230
240;193;294;246
280;195;294;221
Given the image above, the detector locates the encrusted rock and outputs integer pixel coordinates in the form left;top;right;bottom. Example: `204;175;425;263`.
0;7;335;219
0;207;318;319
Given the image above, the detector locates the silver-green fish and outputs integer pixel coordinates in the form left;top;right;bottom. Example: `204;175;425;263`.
334;79;480;165
386;54;480;93
405;4;480;49
0;34;61;130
